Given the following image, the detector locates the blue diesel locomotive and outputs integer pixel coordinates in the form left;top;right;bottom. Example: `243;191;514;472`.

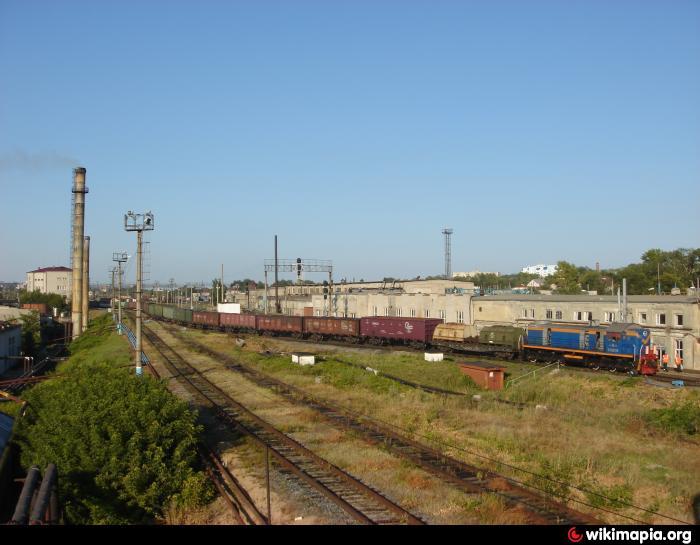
522;321;657;374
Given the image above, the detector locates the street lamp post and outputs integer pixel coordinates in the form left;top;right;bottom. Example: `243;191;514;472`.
124;211;154;376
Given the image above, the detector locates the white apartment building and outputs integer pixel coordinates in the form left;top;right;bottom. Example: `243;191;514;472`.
521;264;558;278
26;266;72;298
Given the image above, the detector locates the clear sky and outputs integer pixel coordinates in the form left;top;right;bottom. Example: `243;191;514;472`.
1;0;698;285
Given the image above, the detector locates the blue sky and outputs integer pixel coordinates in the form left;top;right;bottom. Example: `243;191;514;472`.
1;0;698;285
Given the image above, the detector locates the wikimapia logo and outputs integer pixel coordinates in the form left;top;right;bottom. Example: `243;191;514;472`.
567;527;693;544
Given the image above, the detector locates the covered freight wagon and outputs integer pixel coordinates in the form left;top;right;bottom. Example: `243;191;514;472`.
193;311;220;328
220;313;256;330
256;315;303;334
303;317;360;337
359;317;444;344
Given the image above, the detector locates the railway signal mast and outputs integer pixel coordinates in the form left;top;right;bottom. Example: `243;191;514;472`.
124;211;154;376
263;258;333;315
112;251;128;334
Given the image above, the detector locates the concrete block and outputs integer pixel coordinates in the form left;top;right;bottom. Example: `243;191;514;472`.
292;353;315;366
425;352;444;362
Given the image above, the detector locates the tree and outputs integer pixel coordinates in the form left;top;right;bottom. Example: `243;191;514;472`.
18;290;67;312
551;261;581;294
14;361;213;523
19;311;41;357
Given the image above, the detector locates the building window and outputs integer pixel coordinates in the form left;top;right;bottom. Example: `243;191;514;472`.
457;310;464;323
639;312;647;323
384;307;390;316
424;309;430;318
397;307;402;317
656;313;666;325
373;306;378;316
522;308;528;318
604;312;615;322
575;311;582;321
410;308;416;317
675;315;684;327
546;309;553;319
530;308;535;318
675;339;684;360
555;310;562;320
439;310;445;319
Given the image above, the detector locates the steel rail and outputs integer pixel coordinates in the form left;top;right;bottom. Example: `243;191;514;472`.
134;333;266;525
159;320;597;525
139;322;424;525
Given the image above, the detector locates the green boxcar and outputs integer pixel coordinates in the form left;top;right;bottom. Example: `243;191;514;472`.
479;325;524;350
162;305;176;320
173;307;193;324
147;303;156;316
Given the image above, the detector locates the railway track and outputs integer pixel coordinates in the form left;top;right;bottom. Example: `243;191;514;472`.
139;321;424;525
645;372;700;387
157;319;598;525
134;339;268;525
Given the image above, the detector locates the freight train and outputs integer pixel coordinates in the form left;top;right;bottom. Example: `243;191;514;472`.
139;303;659;375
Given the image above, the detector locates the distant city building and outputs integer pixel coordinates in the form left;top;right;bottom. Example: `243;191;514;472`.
521;264;558;278
26;266;72;298
0;321;21;376
453;271;500;278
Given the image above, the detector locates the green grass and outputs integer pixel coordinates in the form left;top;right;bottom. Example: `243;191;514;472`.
643;397;700;436
175;326;700;523
58;314;130;373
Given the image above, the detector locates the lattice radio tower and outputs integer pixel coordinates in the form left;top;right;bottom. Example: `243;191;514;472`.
442;228;453;279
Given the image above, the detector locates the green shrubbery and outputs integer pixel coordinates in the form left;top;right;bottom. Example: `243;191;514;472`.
644;399;700;436
13;316;214;524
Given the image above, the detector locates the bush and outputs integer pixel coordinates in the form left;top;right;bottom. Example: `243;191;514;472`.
644;400;700;436
14;360;212;524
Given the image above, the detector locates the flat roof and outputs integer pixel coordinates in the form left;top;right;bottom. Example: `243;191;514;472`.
477;294;698;304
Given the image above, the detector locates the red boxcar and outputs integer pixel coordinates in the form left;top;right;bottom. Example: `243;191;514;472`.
303;317;360;337
220;312;256;330
193;311;220;328
359;317;444;343
256;315;303;334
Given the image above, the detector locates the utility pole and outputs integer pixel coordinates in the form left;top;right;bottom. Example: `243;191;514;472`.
274;235;281;313
124;212;154;376
110;267;117;320
113;252;128;333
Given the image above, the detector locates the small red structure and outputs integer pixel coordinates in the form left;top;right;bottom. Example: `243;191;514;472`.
458;361;507;390
21;303;49;315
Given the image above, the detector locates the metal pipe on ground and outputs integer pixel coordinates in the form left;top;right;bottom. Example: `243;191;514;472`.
11;466;41;524
30;463;57;525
